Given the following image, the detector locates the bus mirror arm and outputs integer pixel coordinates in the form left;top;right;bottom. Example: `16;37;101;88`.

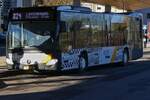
1;24;8;31
67;45;73;55
68;51;74;55
60;21;67;33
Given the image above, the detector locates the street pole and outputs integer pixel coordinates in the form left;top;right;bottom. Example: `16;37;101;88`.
0;0;3;31
122;0;125;12
105;0;111;13
73;0;81;6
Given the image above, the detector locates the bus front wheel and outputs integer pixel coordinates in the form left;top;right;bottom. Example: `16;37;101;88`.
78;55;88;72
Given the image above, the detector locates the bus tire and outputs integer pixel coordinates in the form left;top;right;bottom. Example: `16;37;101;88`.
78;54;88;72
122;50;129;66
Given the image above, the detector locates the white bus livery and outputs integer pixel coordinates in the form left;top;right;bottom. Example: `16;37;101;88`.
5;6;143;72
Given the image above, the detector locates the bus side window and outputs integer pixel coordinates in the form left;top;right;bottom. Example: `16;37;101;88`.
59;21;73;52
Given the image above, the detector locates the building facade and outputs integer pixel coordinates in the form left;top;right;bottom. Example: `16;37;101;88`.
1;0;34;28
136;8;150;26
2;0;34;16
136;8;150;45
136;8;150;37
81;2;127;13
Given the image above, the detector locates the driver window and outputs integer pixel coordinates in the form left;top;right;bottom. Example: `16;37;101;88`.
59;21;72;52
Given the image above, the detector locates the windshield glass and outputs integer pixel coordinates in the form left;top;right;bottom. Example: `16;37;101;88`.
8;21;57;49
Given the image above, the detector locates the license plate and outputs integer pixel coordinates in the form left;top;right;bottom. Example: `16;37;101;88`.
23;66;29;70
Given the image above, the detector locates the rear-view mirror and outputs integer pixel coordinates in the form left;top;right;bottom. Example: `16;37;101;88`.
1;24;8;31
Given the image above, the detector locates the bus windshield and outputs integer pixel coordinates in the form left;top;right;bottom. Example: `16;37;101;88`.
8;21;57;49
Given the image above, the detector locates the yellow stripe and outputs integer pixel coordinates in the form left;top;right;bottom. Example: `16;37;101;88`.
111;47;119;63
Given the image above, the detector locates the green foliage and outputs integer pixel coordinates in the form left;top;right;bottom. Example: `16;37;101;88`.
35;0;73;6
48;0;72;5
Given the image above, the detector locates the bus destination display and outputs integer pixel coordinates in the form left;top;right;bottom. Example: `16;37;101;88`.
11;11;57;21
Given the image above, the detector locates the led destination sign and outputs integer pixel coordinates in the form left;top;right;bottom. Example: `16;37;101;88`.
10;10;57;21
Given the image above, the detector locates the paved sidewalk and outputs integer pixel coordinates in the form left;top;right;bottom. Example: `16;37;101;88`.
0;57;6;67
144;47;150;52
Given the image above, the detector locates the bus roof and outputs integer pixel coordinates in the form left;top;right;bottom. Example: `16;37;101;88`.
9;5;142;19
10;5;92;12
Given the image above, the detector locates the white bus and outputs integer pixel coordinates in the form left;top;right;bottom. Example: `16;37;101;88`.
4;6;143;72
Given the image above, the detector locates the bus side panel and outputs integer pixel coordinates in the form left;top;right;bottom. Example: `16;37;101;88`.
87;46;124;67
87;48;101;67
100;46;123;65
60;46;126;71
61;49;81;71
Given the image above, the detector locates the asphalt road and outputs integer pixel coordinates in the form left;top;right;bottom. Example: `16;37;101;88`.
0;50;150;100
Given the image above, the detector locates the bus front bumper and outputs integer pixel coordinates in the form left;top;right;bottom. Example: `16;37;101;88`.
6;59;59;71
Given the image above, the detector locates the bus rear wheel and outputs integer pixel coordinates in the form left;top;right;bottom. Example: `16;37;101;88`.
122;50;129;66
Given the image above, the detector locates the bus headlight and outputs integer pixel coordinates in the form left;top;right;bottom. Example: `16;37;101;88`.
23;66;29;70
42;54;52;64
46;59;58;66
6;58;13;65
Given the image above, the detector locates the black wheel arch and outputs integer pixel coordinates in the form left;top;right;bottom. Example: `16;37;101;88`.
79;50;88;67
80;50;88;59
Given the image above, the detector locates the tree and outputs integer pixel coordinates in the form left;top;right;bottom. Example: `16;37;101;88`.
34;0;81;6
34;0;74;6
46;0;72;6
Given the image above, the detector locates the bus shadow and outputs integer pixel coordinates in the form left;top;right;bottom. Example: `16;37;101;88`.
0;63;129;81
144;51;150;55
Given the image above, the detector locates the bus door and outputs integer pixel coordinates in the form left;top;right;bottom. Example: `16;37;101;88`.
101;14;113;64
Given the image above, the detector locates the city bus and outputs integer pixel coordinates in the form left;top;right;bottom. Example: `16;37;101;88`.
4;6;143;72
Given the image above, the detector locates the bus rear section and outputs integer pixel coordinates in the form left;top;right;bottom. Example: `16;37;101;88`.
128;13;143;60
